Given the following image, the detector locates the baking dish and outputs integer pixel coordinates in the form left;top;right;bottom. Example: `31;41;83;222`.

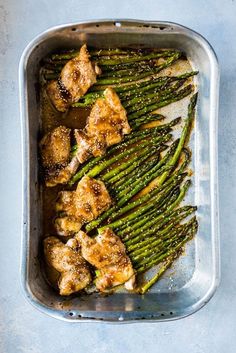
19;19;220;322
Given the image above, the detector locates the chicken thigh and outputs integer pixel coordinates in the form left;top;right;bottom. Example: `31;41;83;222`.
55;175;112;236
76;228;135;292
44;236;91;296
47;44;101;112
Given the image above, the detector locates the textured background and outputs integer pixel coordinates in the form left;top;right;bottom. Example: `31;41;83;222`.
0;0;236;352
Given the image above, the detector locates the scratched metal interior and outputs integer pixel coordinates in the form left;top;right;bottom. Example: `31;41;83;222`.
20;20;219;322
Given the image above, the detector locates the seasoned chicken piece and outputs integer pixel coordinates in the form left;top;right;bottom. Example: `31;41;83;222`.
54;216;83;237
55;176;112;236
74;129;106;162
87;87;131;143
44;155;80;187
76;228;135;292
60;44;101;102
46;80;69;113
40;126;81;187
47;44;101;112
40;126;71;170
44;236;91;296
74;87;131;160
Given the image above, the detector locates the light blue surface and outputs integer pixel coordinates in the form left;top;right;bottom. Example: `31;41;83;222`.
0;0;235;352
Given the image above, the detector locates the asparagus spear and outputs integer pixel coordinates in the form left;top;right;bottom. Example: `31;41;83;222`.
100;64;155;79
137;220;198;293
120;71;198;100
48;48;135;61
96;173;186;234
122;180;191;246
131;227;185;264
101;145;161;182
128;85;193;120
115;156;171;201
111;154;161;191
44;49;177;70
126;80;186;113
130;115;165;129
93;53;181;85
135;217;198;273
115;134;183;198
99;59;160;73
108;150;159;185
138;254;177;294
110;141;186;234
116;146;190;236
86;134;171;178
128;206;197;257
94;50;180;66
157;93;198;186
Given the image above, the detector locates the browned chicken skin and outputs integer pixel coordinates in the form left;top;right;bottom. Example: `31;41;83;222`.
40;125;81;187
44;236;91;296
55;175;112;236
40;125;71;169
44;156;81;187
87;87;131;140
75;88;131;162
76;228;135;292
47;44;101;112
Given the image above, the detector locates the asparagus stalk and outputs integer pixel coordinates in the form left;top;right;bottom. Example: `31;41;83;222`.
108;150;159;185
128;85;193;120
131;227;185;264
123;180;191;246
115;134;183;198
120;71;198;100
47;48;141;61
93;53;181;86
107;140;183;232
115;156;171;201
117;206;160;236
138;219;198;293
113;141;176;202
100;59;159;73
130;115;165;129
115;136;180;192
96;173;186;233
122;79;172;108
117;189;180;234
86;134;171;178
126;80;186;113
138;254;177;294
100;64;154;79
86;170;180;234
94;50;180;66
128;206;197;257
101;145;160;182
116;146;190;236
111;154;160;191
135;217;198;272
157;93;198;186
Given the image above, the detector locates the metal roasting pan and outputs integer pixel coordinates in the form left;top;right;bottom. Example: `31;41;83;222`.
19;19;220;322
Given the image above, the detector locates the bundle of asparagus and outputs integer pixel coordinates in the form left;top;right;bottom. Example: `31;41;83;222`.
42;47;198;293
